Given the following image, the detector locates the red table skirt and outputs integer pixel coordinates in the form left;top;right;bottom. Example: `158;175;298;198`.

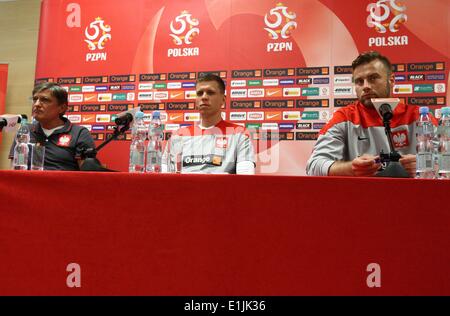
0;171;449;295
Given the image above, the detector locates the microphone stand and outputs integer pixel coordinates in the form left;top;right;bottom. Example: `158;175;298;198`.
80;122;131;172
376;115;410;178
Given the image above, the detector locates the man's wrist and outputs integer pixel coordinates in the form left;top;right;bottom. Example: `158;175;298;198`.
328;160;354;176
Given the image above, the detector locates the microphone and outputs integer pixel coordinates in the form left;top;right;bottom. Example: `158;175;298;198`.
370;99;409;178
114;107;141;126
114;112;133;125
379;103;393;121
0;114;24;132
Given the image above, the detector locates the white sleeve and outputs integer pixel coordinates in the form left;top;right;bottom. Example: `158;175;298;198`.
236;161;255;175
306;123;347;176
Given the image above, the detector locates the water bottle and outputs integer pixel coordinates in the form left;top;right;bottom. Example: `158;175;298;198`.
128;111;146;173
415;106;435;179
146;111;163;173
12;116;31;170
437;106;450;179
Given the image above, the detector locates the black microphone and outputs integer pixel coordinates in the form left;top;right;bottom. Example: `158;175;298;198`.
114;112;133;126
379;103;393;121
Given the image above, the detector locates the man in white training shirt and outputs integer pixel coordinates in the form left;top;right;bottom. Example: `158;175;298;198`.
163;74;255;174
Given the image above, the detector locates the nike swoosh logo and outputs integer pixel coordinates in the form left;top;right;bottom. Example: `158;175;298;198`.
267;90;281;96
84;96;96;101
82;117;94;122
170;93;183;98
169;115;182;120
266;114;280;119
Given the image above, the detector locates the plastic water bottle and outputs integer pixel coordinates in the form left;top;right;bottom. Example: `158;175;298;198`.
12;116;31;170
415;106;435;179
437;107;450;179
128;111;147;173
146;111;163;173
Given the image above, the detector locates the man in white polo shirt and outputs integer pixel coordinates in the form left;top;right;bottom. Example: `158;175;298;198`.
164;74;255;174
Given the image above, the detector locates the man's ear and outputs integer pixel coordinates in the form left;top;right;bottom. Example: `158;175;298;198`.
60;103;68;116
389;72;395;86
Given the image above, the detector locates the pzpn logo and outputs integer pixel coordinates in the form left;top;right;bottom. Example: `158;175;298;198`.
367;0;408;47
170;10;199;45
84;17;111;62
367;0;407;33
168;11;200;57
264;3;297;52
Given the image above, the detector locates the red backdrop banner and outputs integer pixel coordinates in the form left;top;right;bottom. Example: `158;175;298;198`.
34;0;450;173
0;63;7;115
0;63;9;144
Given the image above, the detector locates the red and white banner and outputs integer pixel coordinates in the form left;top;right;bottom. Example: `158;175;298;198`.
0;64;7;115
0;63;9;143
35;0;450;173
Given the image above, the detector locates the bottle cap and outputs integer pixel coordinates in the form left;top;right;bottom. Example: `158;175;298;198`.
419;106;429;115
135;111;144;119
441;107;450;116
152;111;160;119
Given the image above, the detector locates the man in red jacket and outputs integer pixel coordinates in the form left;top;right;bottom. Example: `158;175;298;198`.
306;51;419;177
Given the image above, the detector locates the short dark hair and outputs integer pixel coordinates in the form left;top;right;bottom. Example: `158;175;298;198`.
196;74;225;94
351;51;393;75
33;82;68;106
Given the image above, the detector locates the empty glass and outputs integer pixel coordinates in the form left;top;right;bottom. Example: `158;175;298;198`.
166;135;182;173
31;144;45;171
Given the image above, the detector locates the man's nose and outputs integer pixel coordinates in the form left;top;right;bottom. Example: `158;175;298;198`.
362;79;371;89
